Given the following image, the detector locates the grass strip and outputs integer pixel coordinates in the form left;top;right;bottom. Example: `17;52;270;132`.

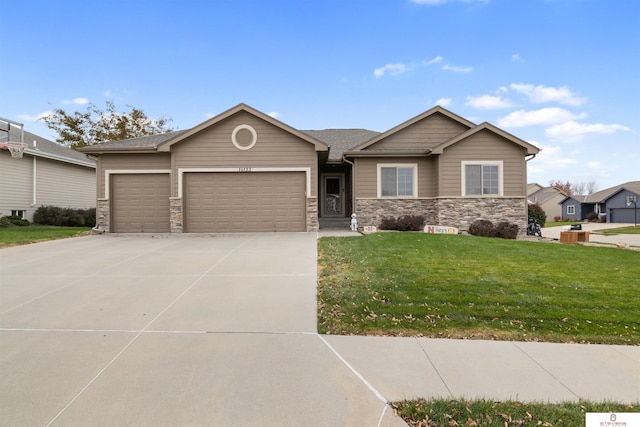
391;398;640;427
318;233;640;344
0;225;91;247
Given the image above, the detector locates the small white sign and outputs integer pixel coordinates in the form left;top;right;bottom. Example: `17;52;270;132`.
363;226;377;233
586;412;640;427
424;225;459;234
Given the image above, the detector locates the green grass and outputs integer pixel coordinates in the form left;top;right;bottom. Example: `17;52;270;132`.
591;225;640;235
318;233;640;344
0;225;91;247
392;398;640;426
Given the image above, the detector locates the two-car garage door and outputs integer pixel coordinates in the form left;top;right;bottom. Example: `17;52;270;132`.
111;172;306;233
183;172;306;232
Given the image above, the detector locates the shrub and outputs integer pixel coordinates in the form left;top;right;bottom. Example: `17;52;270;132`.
379;215;425;231
468;219;495;237
7;215;30;226
586;211;599;222
33;206;96;227
528;203;547;227
554;216;561;222
0;216;13;228
495;221;519;239
469;219;519;240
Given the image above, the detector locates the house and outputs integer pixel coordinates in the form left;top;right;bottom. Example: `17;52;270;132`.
527;184;568;221
79;103;539;233
559;181;640;223
0;118;96;221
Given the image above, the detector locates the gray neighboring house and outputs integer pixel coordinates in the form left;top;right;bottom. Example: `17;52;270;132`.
80;103;539;234
0;126;96;222
559;181;640;223
527;184;568;221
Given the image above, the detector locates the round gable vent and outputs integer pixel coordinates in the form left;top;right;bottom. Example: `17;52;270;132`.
231;124;257;150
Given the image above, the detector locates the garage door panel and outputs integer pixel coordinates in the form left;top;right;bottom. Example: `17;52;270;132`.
184;172;306;233
111;174;170;233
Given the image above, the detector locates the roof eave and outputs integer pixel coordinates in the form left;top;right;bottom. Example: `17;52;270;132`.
22;148;96;168
344;149;432;158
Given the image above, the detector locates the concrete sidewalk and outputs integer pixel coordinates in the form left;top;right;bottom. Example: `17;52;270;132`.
1;233;638;427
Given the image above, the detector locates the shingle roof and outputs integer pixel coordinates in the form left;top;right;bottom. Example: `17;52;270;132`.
577;180;640;203
10;131;96;167
80;130;189;152
301;129;380;161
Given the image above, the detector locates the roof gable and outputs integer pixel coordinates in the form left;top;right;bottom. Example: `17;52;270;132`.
431;122;540;155
157;103;327;153
350;105;475;152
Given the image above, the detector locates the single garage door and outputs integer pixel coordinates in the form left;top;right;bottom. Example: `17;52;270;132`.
111;173;170;233
184;172;306;232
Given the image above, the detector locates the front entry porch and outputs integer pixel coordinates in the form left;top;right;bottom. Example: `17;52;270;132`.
319;165;352;229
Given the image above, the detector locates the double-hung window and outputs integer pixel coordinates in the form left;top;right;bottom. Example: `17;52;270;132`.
378;164;417;198
567;205;575;215
462;161;503;196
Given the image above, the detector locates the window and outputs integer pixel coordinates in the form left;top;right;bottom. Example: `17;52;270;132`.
462;161;503;196
378;164;417;198
567;205;575;215
11;210;26;219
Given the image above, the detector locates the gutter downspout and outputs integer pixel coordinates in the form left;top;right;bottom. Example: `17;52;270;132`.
342;154;355;214
32;155;37;206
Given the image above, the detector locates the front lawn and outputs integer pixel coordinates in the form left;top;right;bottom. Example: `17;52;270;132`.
592;225;640;235
318;233;639;344
0;225;91;247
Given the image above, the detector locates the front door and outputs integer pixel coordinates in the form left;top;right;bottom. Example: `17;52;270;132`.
321;174;344;217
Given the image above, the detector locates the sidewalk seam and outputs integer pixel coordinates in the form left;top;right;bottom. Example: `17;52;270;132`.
414;338;454;397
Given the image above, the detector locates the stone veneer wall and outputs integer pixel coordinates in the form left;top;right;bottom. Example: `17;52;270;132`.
436;197;527;233
355;199;438;229
355;197;527;233
306;197;319;232
97;198;110;232
170;197;183;233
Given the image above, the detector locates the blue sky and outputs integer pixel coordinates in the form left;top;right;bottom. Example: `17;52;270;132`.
2;0;638;190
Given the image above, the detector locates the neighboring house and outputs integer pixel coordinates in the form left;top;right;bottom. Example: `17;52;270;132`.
0;121;96;221
80;103;539;233
527;184;568;221
559;181;640;223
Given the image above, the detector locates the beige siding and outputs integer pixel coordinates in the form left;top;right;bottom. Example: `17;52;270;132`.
354;157;437;198
171;111;318;197
365;113;470;150
97;153;171;198
35;157;95;208
438;129;527;197
0;152;33;218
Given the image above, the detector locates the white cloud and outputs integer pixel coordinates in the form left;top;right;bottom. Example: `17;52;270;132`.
587;161;601;168
511;54;521;61
436;97;453;106
425;56;443;65
546;121;630;142
374;63;407;78
267;111;279;119
465;94;512;109
16;111;53;122
510;83;587;106
442;63;473;73
61;97;90;105
497;107;587;128
103;91;111;97
527;143;579;175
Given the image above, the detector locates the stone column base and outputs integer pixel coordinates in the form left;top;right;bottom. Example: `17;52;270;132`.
170;197;183;233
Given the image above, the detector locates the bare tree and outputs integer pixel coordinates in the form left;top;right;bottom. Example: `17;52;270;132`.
549;180;599;195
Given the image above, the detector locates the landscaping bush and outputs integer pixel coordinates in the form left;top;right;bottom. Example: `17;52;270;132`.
379;215;425;231
554;215;561;222
468;219;495;237
495;221;519;239
33;206;96;227
469;219;519;239
0;215;30;227
586;211;599;222
527;203;546;227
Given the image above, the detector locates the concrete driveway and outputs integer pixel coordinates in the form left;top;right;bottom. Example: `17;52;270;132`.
0;234;405;427
541;222;640;247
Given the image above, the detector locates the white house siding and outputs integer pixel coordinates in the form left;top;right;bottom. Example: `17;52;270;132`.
0;151;95;221
36;157;96;209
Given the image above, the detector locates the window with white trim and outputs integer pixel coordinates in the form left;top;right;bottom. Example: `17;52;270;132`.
462;161;503;196
567;205;575;215
377;164;417;198
11;210;26;219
